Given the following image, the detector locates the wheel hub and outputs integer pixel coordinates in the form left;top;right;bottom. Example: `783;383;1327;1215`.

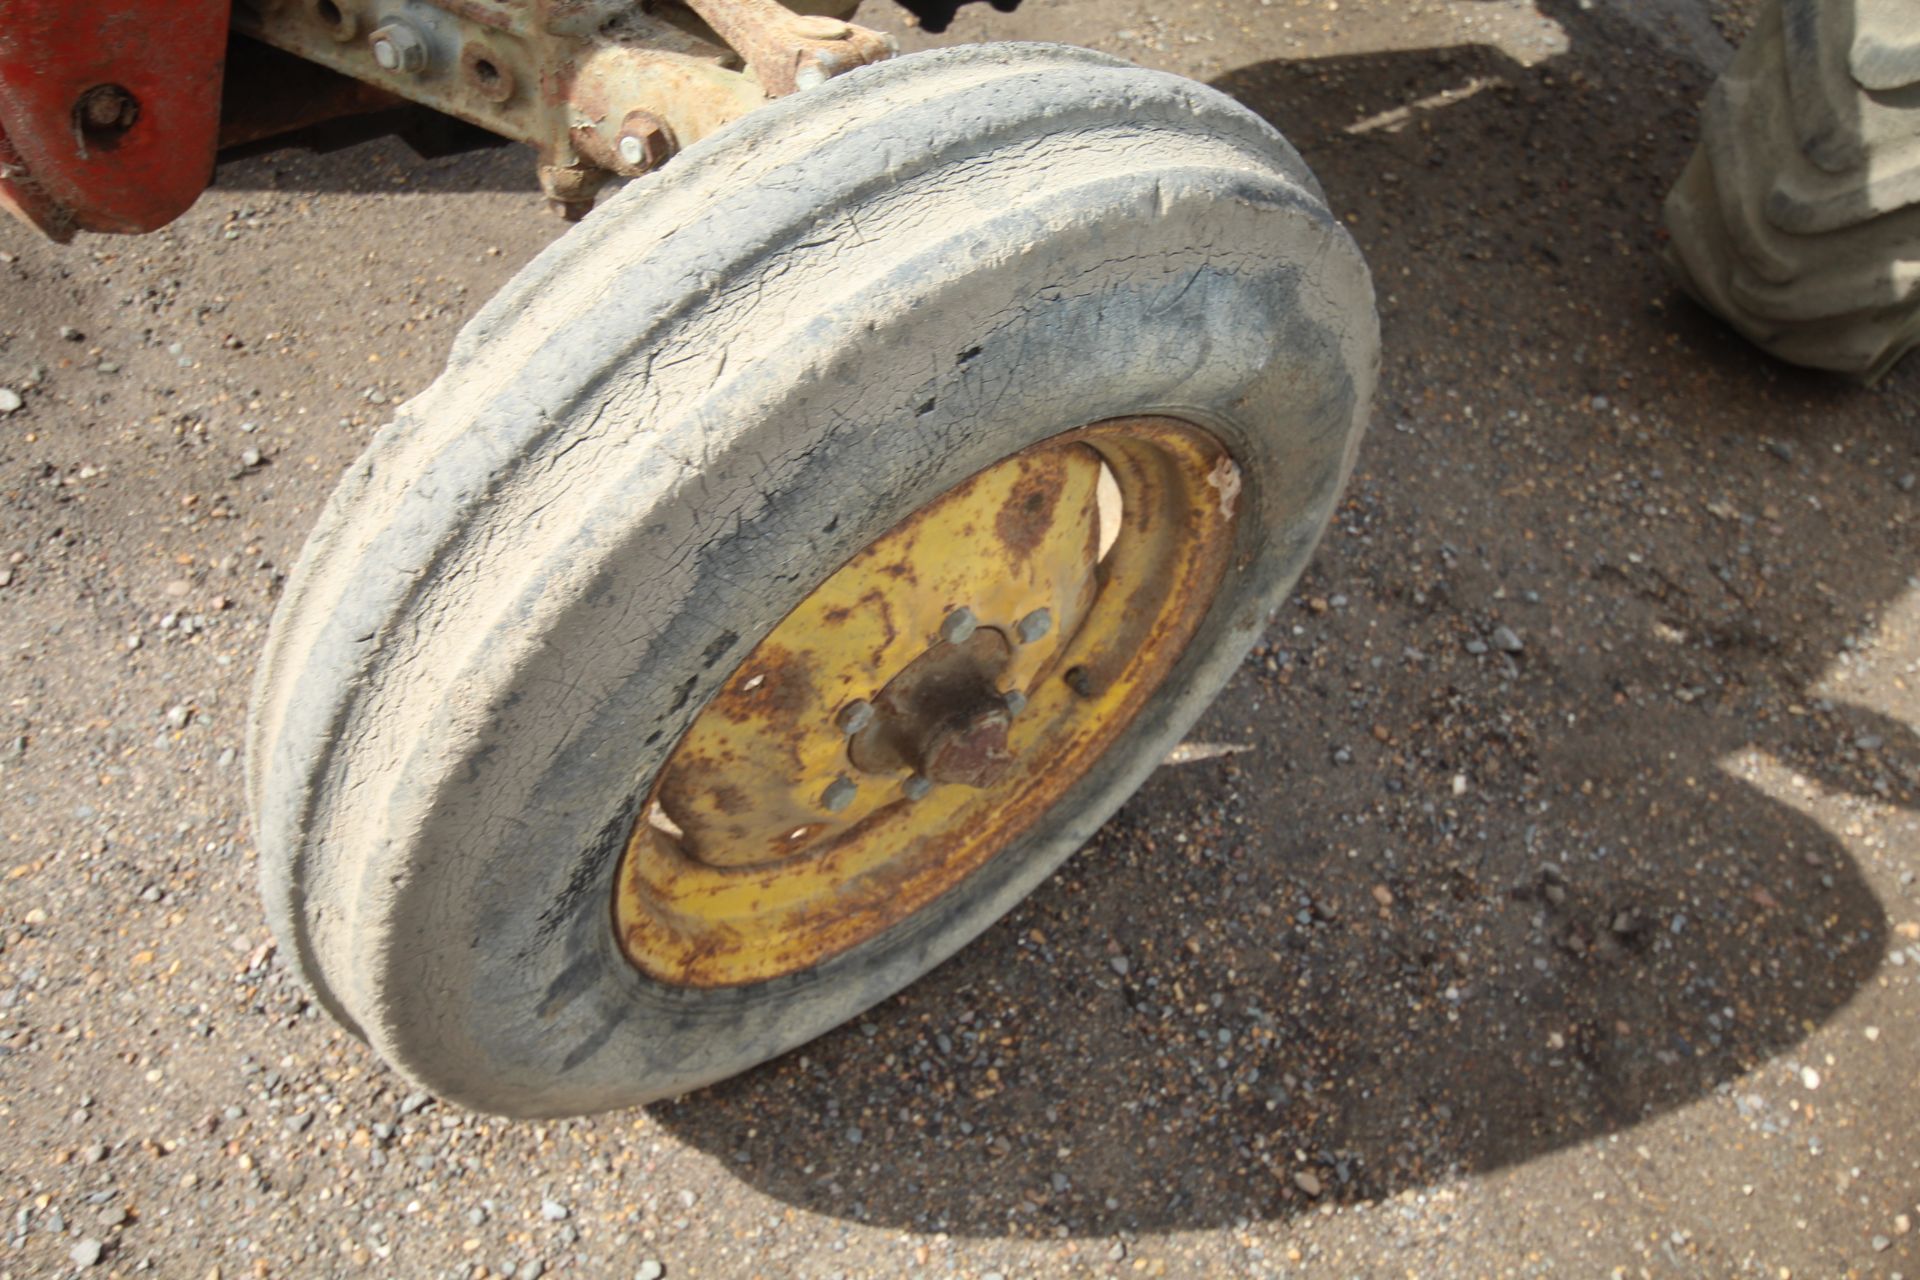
847;621;1019;789
613;416;1241;987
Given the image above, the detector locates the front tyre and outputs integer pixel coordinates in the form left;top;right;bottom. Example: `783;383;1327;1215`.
248;44;1378;1116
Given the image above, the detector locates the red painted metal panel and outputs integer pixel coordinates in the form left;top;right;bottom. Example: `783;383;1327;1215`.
0;0;229;241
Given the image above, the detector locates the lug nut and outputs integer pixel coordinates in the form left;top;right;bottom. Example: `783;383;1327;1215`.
821;776;858;813
939;607;977;645
1015;608;1052;644
902;775;932;801
836;699;875;735
1064;666;1094;698
1002;690;1027;716
370;22;429;73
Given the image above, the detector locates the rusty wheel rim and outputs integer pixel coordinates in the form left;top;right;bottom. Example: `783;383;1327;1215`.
613;416;1242;987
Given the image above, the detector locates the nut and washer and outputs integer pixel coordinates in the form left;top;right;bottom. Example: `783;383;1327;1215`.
836;699;875;735
939;607;977;645
370;22;429;73
901;775;933;801
821;776;859;813
1015;608;1052;644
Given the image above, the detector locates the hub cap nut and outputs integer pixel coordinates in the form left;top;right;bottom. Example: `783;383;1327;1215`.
939;607;978;645
821;776;858;813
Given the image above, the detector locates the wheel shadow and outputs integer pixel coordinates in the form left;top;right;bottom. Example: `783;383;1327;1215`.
648;0;1912;1237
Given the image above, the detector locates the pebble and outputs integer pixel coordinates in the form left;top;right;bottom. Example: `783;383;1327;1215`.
1800;1066;1821;1090
1491;625;1524;653
1293;1169;1323;1197
635;1262;665;1280
540;1199;569;1222
1108;955;1130;977
0;388;21;414
70;1238;104;1267
1872;1235;1891;1252
240;448;263;468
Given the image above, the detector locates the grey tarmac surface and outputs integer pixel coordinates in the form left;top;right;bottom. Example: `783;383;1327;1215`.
4;0;1920;1277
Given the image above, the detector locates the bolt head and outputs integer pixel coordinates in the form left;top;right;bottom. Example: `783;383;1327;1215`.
617;134;645;167
939;607;977;645
1001;689;1027;717
902;775;932;801
821;776;858;813
369;23;428;73
1015;608;1052;644
793;63;829;91
836;699;875;735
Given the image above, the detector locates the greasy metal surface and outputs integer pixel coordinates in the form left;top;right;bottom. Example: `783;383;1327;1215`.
232;0;883;216
0;0;229;240
615;418;1242;988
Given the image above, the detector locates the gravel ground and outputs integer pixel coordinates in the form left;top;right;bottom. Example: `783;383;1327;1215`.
5;1;1920;1277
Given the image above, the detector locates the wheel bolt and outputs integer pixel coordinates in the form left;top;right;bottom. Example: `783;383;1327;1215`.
1015;608;1052;644
836;699;874;735
939;607;977;645
1002;690;1027;716
902;775;932;800
821;776;858;812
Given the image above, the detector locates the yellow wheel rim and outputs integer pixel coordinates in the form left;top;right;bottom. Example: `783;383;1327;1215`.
613;416;1242;986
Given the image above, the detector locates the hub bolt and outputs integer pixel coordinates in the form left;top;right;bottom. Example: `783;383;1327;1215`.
821;776;858;813
902;775;932;800
836;699;875;735
1015;608;1052;644
939;607;977;645
1002;690;1027;716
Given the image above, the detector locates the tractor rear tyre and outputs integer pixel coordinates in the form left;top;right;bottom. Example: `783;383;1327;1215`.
248;44;1377;1117
1662;0;1920;382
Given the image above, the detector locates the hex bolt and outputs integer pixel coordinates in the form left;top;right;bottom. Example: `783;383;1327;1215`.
939;607;977;646
821;776;858;813
793;64;829;91
836;699;875;735
1015;608;1052;645
1064;666;1094;698
1002;690;1028;717
902;775;933;801
618;110;679;175
370;22;429;74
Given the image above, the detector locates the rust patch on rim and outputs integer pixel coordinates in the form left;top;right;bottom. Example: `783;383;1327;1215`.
613;417;1241;987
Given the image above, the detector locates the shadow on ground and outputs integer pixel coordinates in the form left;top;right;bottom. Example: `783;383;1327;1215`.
648;0;1911;1238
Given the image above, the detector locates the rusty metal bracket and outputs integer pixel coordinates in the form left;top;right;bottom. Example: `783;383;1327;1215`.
231;0;892;219
678;0;895;97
